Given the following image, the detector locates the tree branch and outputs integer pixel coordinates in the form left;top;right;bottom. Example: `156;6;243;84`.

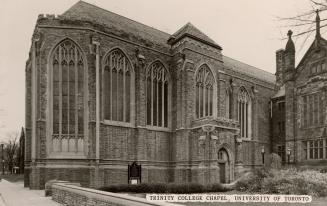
281;23;327;39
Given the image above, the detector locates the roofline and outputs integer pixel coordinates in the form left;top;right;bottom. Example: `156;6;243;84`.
223;55;276;77
168;33;222;50
65;0;171;36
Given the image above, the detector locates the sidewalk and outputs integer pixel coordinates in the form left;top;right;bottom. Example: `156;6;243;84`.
0;179;61;206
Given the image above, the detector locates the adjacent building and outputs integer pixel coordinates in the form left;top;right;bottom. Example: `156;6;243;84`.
272;11;327;169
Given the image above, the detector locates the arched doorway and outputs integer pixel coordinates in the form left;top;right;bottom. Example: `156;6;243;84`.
218;148;230;183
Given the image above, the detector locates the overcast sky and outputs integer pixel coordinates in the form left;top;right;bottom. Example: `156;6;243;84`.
0;0;320;140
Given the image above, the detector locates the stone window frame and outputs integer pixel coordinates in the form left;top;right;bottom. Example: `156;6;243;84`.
46;38;88;158
101;47;135;128
302;91;325;129
237;87;252;139
303;139;326;160
145;60;172;130
194;64;217;119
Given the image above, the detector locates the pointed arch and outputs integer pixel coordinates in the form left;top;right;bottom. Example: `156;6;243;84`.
217;144;234;183
195;64;216;119
146;60;170;127
103;48;134;123
49;38;87;155
238;87;252;138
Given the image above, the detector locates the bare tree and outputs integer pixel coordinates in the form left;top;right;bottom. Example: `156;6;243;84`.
276;0;327;52
4;132;19;174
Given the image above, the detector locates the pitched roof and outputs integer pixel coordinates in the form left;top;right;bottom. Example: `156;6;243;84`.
168;22;221;49
223;56;276;84
61;1;274;84
62;1;171;50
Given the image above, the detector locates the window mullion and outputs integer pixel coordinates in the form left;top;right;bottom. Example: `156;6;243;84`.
74;47;78;151
162;73;165;127
123;57;126;122
246;102;248;138
59;46;62;152
198;84;201;118
116;60;119;121
67;61;70;141
203;82;205;117
151;68;153;125
157;72;159;126
241;101;244;137
110;55;113;120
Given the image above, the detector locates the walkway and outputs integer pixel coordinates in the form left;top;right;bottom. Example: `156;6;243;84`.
0;179;61;206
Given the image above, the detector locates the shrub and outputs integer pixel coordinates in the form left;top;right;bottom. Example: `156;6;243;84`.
99;182;229;194
235;168;327;197
206;183;229;192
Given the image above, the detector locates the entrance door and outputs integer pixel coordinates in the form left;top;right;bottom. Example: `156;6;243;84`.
219;163;226;183
218;148;229;183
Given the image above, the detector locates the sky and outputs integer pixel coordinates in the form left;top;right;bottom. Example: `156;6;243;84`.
0;0;321;140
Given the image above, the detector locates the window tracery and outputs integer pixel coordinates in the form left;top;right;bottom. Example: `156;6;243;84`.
51;39;85;153
196;65;214;118
146;61;169;127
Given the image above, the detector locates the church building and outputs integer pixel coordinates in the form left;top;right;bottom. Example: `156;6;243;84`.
25;1;277;189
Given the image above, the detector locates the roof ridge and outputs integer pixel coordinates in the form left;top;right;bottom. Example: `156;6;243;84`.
223;55;274;76
66;0;171;36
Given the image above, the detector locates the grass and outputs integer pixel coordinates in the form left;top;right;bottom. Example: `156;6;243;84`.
0;174;24;182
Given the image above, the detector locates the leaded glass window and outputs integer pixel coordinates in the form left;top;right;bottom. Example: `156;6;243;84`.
146;61;169;127
104;49;132;122
196;65;214;118
51;39;84;153
238;87;251;138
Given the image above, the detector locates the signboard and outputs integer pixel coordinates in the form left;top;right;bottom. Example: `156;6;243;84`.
128;161;141;184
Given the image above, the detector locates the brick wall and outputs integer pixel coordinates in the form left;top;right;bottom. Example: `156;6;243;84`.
25;15;276;189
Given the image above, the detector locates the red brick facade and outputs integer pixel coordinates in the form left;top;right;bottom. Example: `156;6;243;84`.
25;1;276;189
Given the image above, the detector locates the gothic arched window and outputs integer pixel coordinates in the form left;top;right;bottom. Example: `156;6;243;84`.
196;65;214;118
51;39;85;153
103;49;132;122
146;61;169;127
238;87;251;138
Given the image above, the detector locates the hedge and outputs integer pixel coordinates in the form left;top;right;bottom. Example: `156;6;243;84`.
99;182;230;194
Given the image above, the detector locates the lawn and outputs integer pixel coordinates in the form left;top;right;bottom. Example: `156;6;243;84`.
0;174;24;182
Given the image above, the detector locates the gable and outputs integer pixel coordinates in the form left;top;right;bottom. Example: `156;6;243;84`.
296;39;327;86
